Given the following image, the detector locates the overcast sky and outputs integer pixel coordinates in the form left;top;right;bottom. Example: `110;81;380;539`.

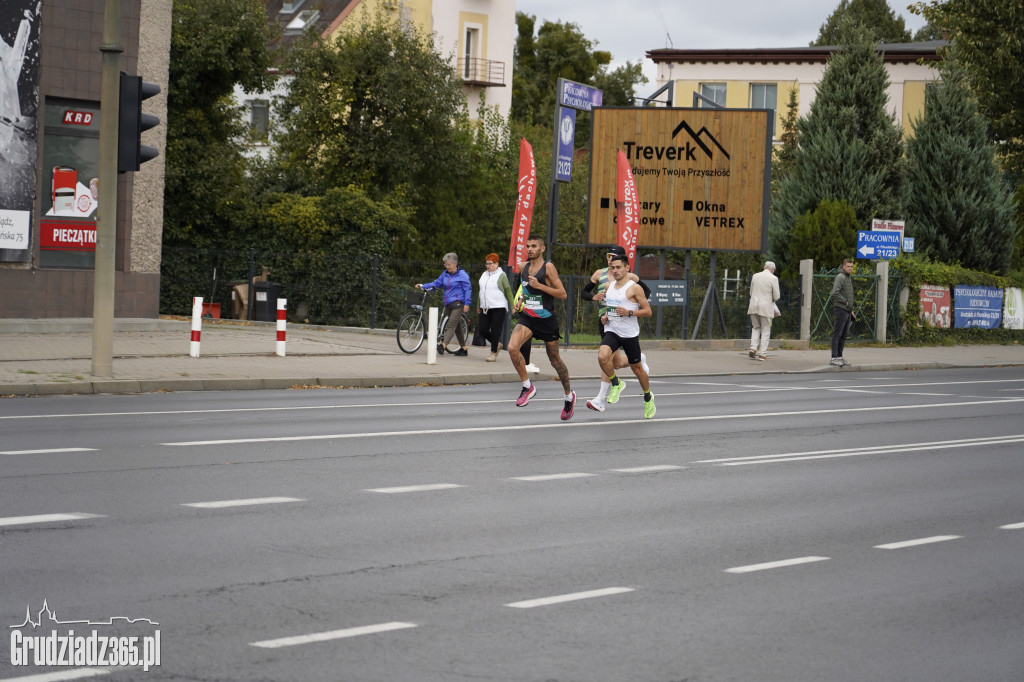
513;0;928;95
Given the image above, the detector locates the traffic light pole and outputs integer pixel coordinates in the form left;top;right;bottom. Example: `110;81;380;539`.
92;0;122;377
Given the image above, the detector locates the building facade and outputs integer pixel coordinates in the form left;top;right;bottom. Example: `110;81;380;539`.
0;0;170;319
646;42;945;141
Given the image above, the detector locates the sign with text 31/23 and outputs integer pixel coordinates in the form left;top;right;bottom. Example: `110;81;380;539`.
587;107;771;252
953;285;1003;329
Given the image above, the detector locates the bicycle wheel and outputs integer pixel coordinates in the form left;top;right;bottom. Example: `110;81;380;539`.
396;312;425;354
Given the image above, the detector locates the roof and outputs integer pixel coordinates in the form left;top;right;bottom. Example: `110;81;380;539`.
263;0;359;51
647;40;947;65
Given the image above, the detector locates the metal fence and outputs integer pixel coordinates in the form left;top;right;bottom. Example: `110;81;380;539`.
161;247;827;345
809;267;903;343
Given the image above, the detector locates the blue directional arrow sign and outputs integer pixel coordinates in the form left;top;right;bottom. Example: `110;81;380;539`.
856;230;901;260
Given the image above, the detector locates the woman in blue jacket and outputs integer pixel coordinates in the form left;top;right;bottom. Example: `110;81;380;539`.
416;252;473;356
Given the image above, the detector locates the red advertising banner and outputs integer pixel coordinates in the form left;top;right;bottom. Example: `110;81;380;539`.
616;149;640;271
918;283;950;328
39;219;96;251
507;138;535;273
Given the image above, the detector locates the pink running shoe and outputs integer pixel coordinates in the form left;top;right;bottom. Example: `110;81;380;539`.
560;391;576;421
516;383;536;407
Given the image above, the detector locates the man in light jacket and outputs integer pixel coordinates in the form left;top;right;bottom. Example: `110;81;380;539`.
746;261;780;361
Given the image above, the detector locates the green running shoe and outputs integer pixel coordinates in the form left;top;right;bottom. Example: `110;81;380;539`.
607;379;626;404
644;395;656;419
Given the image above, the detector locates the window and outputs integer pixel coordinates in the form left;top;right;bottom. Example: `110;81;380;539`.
700;83;726;108
463;27;479;79
250;100;269;140
750;83;778;138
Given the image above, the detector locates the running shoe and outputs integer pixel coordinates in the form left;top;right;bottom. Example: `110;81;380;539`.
644;396;656;419
829;357;843;366
607;379;626;404
453;348;468;356
525;363;540;373
641;352;650;375
839;357;852;367
586;397;605;412
561;391;576;421
516;383;536;407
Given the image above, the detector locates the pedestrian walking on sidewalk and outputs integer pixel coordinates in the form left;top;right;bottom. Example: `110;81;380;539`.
747;261;780;361
507;236;576;420
586;255;656;418
830;258;856;367
416;252;472;357
477;253;513;362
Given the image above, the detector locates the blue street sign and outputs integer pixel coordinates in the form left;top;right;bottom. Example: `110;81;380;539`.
559;79;603;111
856;230;901;260
555;107;576;183
903;237;915;253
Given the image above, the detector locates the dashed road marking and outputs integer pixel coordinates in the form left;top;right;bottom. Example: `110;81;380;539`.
181;497;305;509
725;556;830;574
0;668;112;681
505;587;634;609
608;465;686;473
1000;522;1024;530
874;535;961;550
250;621;417;649
510;473;597;482
0;513;104;528
1;448;97;456
364;484;465;494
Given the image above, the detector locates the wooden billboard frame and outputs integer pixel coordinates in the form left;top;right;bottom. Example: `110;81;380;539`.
586;107;772;253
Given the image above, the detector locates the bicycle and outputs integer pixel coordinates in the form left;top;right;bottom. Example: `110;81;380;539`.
396;289;469;354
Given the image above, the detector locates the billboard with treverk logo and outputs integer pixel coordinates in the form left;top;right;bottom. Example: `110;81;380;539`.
587;107;771;252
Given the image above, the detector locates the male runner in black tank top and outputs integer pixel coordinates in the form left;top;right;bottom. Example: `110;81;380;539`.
507;236;576;420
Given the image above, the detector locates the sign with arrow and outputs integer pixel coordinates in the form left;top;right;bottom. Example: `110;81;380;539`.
856;230;901;260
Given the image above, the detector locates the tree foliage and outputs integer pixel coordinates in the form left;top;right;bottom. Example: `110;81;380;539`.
771;29;905;273
164;0;274;245
787;199;861;275
905;57;1016;273
812;0;912;46
910;0;1024;182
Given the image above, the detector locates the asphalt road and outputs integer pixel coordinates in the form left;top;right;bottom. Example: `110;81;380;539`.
2;367;1023;681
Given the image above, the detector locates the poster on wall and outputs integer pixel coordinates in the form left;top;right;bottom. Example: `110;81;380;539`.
953;285;1003;329
0;0;40;263
918;284;951;328
1003;288;1023;330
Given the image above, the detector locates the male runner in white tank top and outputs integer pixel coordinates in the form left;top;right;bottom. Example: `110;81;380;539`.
586;255;656;418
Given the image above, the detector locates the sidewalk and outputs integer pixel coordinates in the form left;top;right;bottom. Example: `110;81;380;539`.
0;317;1021;396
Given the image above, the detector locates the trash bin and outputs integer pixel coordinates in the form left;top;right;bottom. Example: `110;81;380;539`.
251;281;282;321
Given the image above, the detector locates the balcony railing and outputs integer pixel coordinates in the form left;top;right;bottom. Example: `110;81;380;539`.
457;58;506;87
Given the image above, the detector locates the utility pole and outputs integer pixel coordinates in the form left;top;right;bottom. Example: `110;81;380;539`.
92;0;122;377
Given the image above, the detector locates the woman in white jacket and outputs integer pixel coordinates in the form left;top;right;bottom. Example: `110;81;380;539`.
477;253;514;362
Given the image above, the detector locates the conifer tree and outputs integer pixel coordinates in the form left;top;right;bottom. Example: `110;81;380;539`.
905;57;1016;273
813;0;911;46
770;28;905;274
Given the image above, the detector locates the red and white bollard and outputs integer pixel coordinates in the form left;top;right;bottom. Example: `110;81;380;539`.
276;298;287;357
190;297;203;357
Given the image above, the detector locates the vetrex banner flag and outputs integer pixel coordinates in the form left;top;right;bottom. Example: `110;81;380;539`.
508;138;536;273
616;149;640;272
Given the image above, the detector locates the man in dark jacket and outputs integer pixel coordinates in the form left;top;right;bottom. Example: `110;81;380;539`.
830;258;855;366
417;252;472;356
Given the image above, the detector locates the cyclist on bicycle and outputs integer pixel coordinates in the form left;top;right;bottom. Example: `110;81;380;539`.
416;252;473;356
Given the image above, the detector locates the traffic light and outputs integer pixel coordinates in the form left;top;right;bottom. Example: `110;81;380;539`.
117;72;160;173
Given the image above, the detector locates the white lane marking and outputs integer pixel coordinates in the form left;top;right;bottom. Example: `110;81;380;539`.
364;484;465;494
896;392;955;396
695;434;1024;466
1;448;97;456
0;513;104;528
250;621;417;649
874;535;961;550
0;669;112;681
725;556;830;574
181;497;305;509
505;587;634;608
510;473;597;482
1000;522;1024;530
8;379;1024;421
160;398;1024;446
609;465;686;473
826;388;889;394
